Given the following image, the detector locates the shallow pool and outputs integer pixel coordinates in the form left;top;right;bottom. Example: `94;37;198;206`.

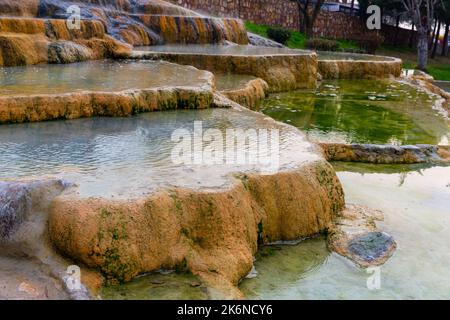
240;163;450;299
0;108;317;198
262;79;449;145
137;45;394;62
0;60;209;96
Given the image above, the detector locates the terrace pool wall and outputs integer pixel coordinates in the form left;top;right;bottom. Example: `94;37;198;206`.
133;46;404;95
0;60;215;124
317;52;402;80
133;45;318;92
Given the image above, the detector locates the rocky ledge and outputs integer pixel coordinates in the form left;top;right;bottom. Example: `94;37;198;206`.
318;55;402;80
320;143;450;164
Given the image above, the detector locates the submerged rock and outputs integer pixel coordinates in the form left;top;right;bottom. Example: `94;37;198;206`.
348;232;395;263
0;178;97;300
328;205;396;268
0;182;31;239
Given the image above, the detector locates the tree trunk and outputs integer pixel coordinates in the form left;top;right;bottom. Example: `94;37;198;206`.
431;20;441;59
409;23;415;48
430;20;437;48
297;3;306;34
300;12;307;34
305;15;314;38
301;9;312;38
394;15;401;46
417;29;429;71
443;23;449;56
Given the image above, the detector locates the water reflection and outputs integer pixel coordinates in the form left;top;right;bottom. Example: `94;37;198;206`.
262;79;449;145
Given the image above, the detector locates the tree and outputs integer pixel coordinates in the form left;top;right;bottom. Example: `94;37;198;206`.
437;0;450;55
290;0;326;38
401;0;442;70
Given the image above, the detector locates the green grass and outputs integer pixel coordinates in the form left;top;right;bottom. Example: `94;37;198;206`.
286;31;307;49
338;39;359;50
399;61;450;81
245;21;357;50
427;65;450;81
245;21;269;38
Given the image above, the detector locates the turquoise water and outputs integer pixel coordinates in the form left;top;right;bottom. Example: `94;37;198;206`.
262;79;449;145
